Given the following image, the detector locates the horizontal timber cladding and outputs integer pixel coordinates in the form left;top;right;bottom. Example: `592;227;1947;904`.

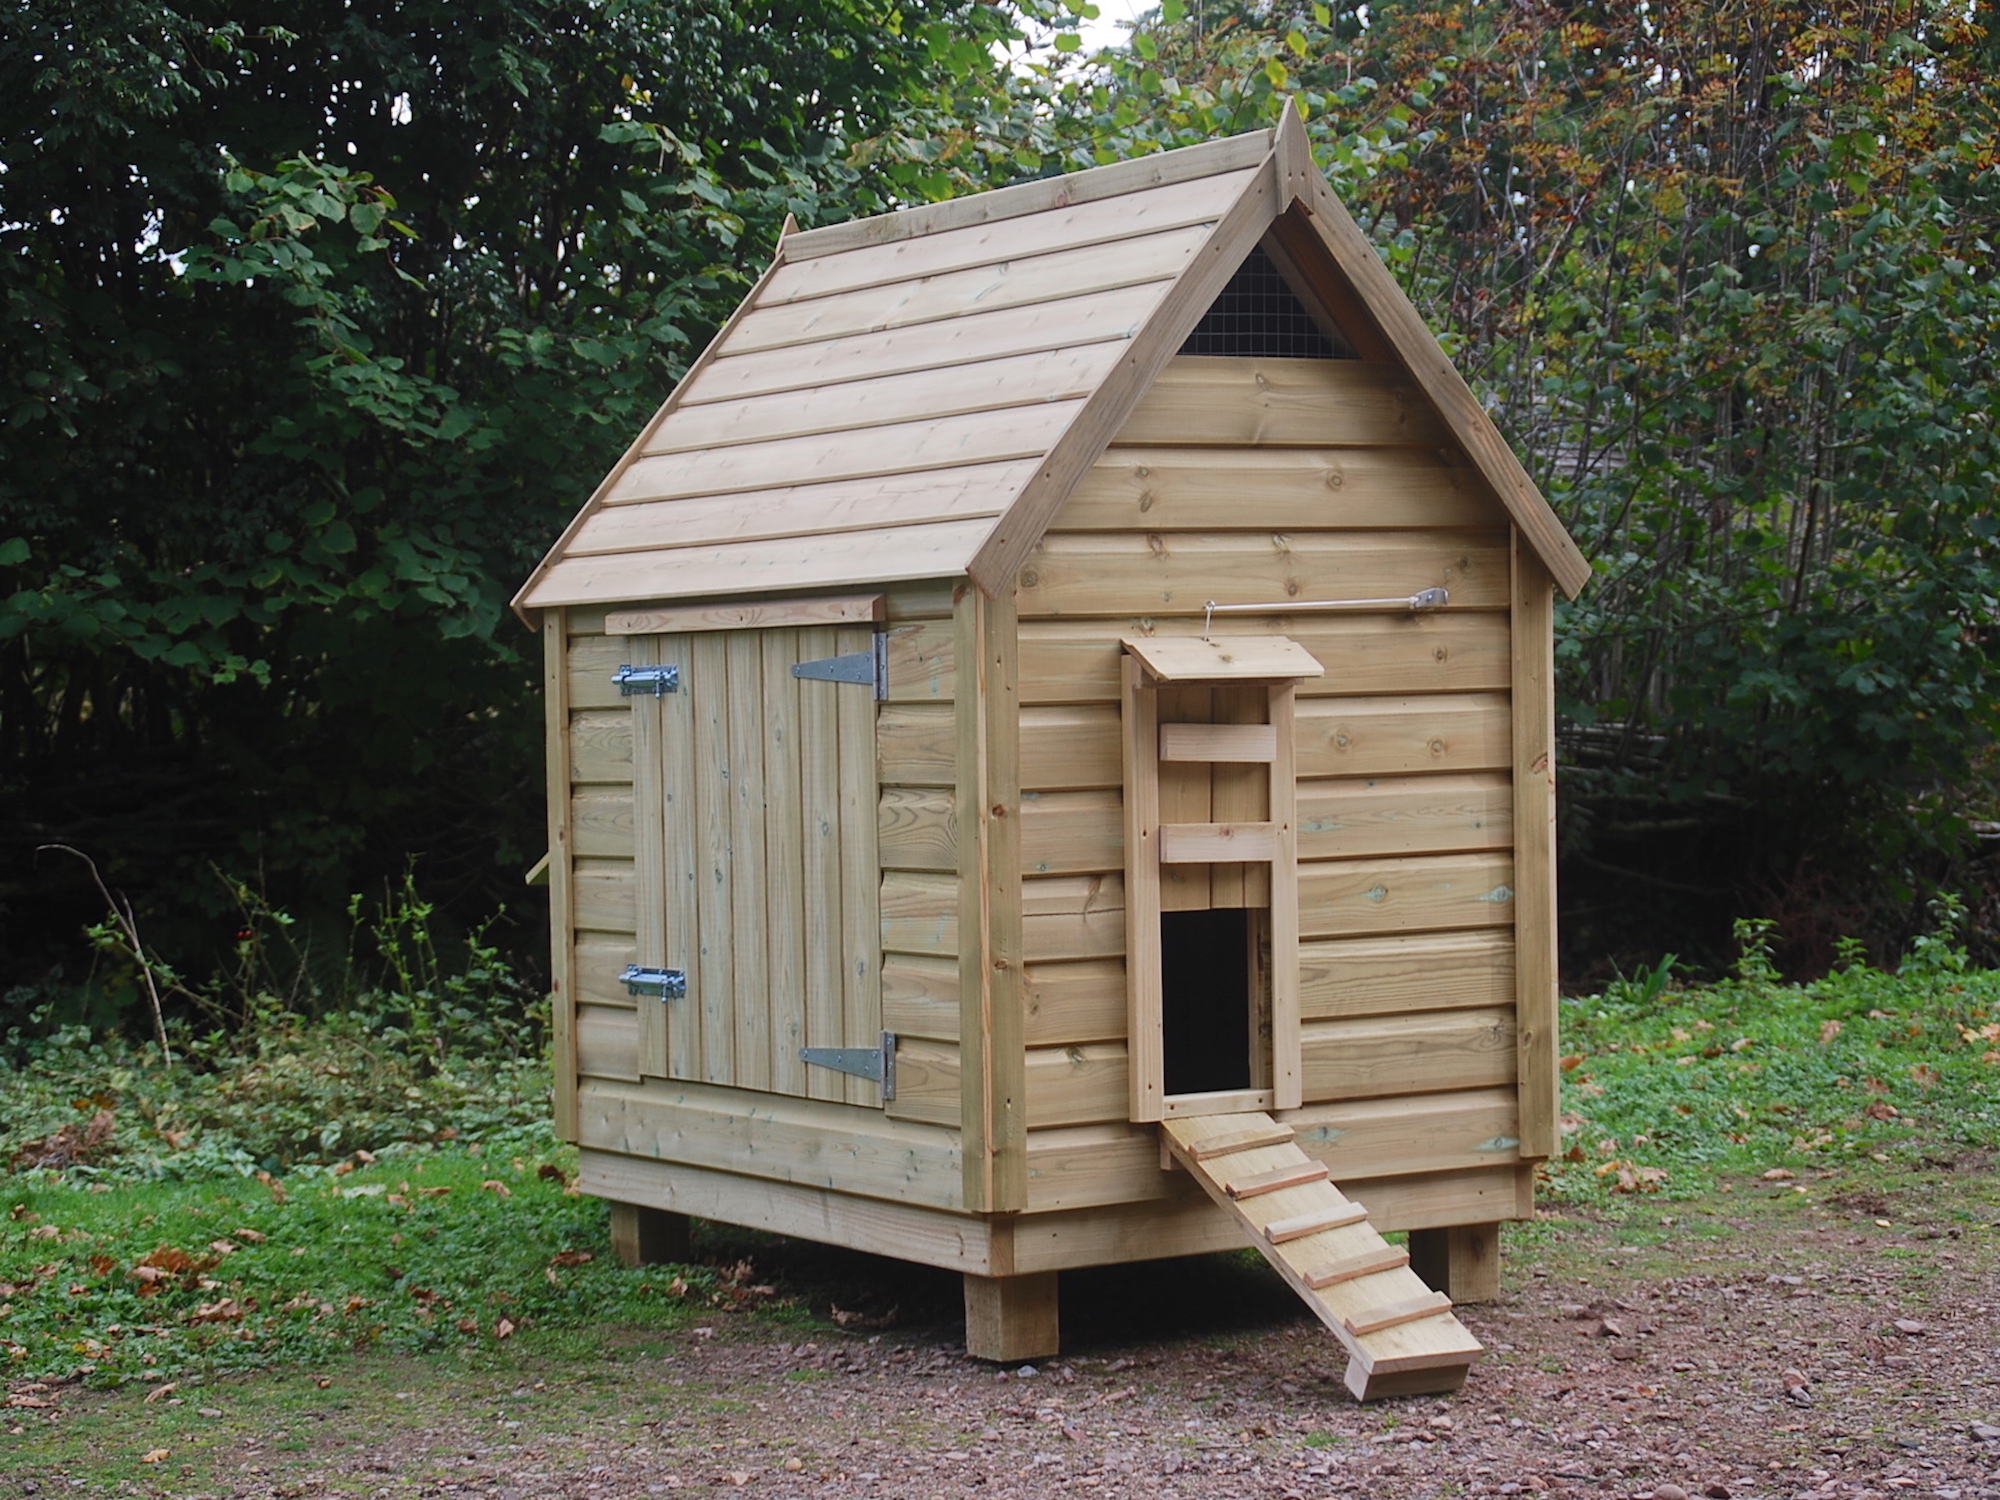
577;1080;964;1210
574;936;640;1009
879;704;957;786
879;873;1129;962
879;788;958;872
895;1041;1131;1130
1302;930;1515;1020
1052;447;1509;534
1021;1085;1522;1212
566;462;1039;569
693;282;1168;403
571;789;636;859
576;1004;640;1083
1014;531;1509;618
611;404;1084;506
570;710;634;784
881;956;1127;1049
1017;614;1511;706
1298;851;1517;940
1112;358;1453;448
996;776;1508;876
1288;1087;1522;1181
1301;1008;1519;1101
767;172;1255;305
572;858;637;936
1011;695;1511;795
645;344;1127;458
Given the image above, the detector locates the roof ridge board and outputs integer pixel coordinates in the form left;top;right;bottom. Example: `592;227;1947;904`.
965;149;1286;595
764;175;1252;309
674;283;1161;407
782;128;1274;263
639;340;1134;459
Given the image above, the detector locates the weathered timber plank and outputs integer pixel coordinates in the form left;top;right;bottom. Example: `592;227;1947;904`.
734;227;1206;355
882;953;960;1041
881;871;959;957
886;1038;960;1126
834;625;886;1105
569;709;633;784
798;626;845;1101
1023;1123;1169;1212
609;404;1081;507
1025;1042;1129;1128
528;517;1002;613
576;1081;963;1210
726;634;773;1092
784;135;1268;260
1051;446;1507;532
1022;874;1126;962
607;593;883;634
1301;1008;1518;1101
696;283;1161;403
1019;790;1123;875
1288;1086;1521;1181
1112;358;1450;448
689;632;736;1087
576;1004;640;1083
546;614;577;1140
884;619;955;701
647;344;1124;458
1299;851;1516;940
1015;531;1509;618
567;632;640;710
1020;706;1122;790
762;630;808;1096
1158;722;1279;761
1512;536;1561;1160
879;787;957;872
1295;694;1511;778
879;703;957;787
571;788;635;859
1024;958;1125;1047
1300;930;1515;1020
1015;614;1511;705
572;859;637;935
1296;772;1512;861
573;937;639;1009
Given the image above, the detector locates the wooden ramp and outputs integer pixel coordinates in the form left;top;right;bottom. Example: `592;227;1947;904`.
1161;1114;1483;1400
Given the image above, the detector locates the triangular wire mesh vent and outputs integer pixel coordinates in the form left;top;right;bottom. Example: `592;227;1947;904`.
1179;245;1354;359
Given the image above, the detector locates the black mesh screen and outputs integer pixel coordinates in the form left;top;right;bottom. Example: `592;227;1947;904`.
1179;245;1354;359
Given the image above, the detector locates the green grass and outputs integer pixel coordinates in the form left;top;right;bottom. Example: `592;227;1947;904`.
1;1145;727;1388
1544;919;2000;1202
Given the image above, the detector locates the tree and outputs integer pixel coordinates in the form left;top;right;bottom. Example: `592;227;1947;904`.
0;0;1020;1007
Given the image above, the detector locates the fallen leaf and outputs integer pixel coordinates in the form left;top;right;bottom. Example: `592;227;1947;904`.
230;1228;267;1243
724;1472;751;1487
1908;1063;1940;1087
1762;1168;1795;1181
143;1383;177;1404
549;1250;594;1268
1864;1100;1899;1121
141;1449;169;1464
1892;1318;1927;1336
481;1180;513;1199
494;1317;515;1339
1819;1019;1843;1044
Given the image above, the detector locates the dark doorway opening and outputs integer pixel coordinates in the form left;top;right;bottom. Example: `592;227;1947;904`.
1160;907;1253;1095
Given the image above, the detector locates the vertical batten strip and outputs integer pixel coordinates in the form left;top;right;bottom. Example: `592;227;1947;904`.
727;634;773;1091
1269;680;1303;1112
1121;654;1165;1123
984;589;1028;1209
630;634;670;1078
956;589;993;1209
799;624;845;1101
691;632;736;1086
661;633;701;1081
764;629;808;1095
545;610;578;1141
1510;531;1560;1158
836;622;883;1106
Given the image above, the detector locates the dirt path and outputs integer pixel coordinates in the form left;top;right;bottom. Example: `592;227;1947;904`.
10;1177;2000;1498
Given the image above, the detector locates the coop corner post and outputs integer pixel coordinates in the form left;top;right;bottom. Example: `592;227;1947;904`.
1510;532;1560;1163
543;607;578;1143
957;584;1026;1215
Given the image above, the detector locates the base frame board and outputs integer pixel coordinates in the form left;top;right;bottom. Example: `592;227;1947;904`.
578;1148;1531;1276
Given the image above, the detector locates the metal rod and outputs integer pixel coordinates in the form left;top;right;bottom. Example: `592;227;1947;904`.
1201;588;1449;640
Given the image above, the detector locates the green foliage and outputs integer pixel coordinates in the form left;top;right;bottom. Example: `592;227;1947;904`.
0;0;1023;1003
1549;904;2000;1203
0;1149;718;1386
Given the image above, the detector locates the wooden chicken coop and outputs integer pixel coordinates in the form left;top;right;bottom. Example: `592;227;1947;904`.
513;104;1591;1400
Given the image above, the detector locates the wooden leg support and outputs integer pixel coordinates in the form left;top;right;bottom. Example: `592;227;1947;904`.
963;1272;1059;1363
609;1202;692;1268
1407;1222;1502;1305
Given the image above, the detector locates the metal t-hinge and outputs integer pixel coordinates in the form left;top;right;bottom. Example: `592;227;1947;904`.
621;965;686;999
790;634;886;700
800;1031;897;1099
613;664;680;697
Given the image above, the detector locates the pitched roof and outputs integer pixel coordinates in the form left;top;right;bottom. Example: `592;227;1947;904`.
514;106;1590;615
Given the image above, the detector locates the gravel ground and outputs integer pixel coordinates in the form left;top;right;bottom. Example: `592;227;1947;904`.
11;1182;2000;1499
